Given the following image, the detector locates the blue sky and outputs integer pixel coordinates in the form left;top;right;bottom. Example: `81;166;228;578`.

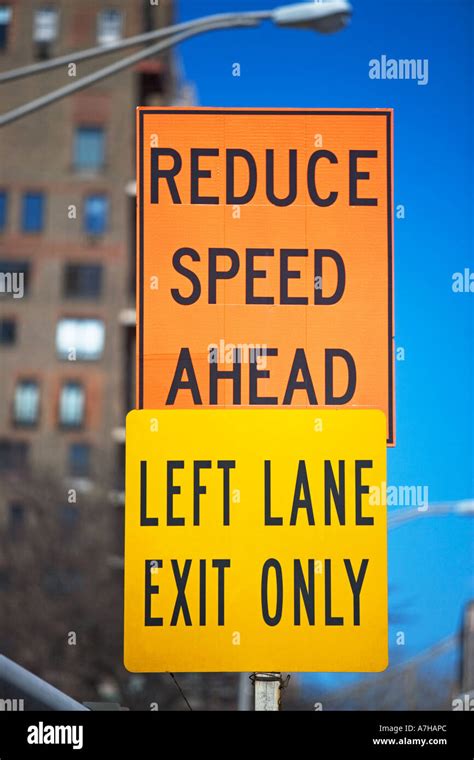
175;0;474;688
176;0;473;502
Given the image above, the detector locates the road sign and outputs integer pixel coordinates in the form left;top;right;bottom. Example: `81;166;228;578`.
124;409;388;672
136;108;395;443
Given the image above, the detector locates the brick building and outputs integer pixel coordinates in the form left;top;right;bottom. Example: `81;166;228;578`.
0;0;176;518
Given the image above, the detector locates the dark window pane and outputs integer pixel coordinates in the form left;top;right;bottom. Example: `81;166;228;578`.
0;190;7;229
0;5;12;51
84;195;108;235
69;443;91;477
59;504;80;530
35;41;51;60
43;568;82;595
22;192;45;232
9;502;24;538
0;439;29;471
0;319;16;344
0;569;10;589
139;71;166;106
64;264;103;298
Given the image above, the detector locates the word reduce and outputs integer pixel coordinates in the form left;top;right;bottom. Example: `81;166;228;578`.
150;147;379;207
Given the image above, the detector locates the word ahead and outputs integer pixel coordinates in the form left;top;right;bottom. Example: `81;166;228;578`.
124;409;388;672
137;108;395;443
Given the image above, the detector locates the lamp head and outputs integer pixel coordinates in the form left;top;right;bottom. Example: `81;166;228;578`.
272;1;352;34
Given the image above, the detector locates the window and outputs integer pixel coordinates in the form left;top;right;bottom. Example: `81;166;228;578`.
0;261;30;296
59;382;85;427
44;567;82;594
0;439;28;471
84;195;109;235
14;380;40;426
56;318;105;361
142;2;153;33
34;7;58;41
0;318;16;344
74;126;105;171
64;264;103;298
0;5;12;51
97;9;123;45
69;443;91;477
9;502;24;538
139;71;166;106
0;190;7;230
34;7;59;59
22;192;45;233
59;504;79;530
0;569;10;589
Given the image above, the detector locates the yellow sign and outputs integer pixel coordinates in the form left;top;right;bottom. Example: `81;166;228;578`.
124;409;388;672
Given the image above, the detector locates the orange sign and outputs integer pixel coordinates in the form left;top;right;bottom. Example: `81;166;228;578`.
137;108;395;444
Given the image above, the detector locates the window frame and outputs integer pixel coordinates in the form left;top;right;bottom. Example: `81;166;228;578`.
97;8;124;46
58;503;80;532
33;6;59;43
73;125;106;172
63;263;103;299
13;378;40;428
21;191;45;233
55;317;105;361
0;439;29;472
0;318;16;345
58;380;85;429
0;189;8;230
8;501;25;538
68;442;91;478
0;4;12;52
83;194;109;236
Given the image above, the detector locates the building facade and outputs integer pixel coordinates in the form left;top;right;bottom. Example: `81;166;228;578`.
0;0;176;518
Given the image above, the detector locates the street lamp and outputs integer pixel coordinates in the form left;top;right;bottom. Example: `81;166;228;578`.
273;1;351;32
0;2;352;127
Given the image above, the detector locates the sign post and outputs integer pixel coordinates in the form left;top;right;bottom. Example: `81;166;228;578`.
253;673;282;712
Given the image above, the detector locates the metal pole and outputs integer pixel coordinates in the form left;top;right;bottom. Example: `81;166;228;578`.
0;17;263;127
237;672;252;711
253;672;282;711
0;655;89;711
461;600;474;693
0;11;272;84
